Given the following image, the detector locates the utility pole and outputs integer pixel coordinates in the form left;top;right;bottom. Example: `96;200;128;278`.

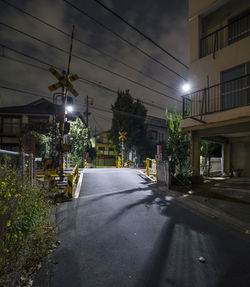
86;95;89;127
84;96;93;127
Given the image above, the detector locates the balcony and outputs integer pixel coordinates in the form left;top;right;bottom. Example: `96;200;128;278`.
182;74;250;119
200;10;250;58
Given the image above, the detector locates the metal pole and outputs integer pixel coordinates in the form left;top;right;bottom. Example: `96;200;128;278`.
29;154;33;185
86;95;89;128
21;152;25;185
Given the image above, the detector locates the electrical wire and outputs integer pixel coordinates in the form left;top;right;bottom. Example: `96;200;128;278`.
0;47;170;112
62;0;187;81
0;24;182;103
0;83;167;123
0;0;179;93
92;0;189;69
0;22;181;103
0;84;52;101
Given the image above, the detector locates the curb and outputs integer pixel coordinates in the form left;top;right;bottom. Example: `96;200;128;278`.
176;195;250;234
157;185;250;235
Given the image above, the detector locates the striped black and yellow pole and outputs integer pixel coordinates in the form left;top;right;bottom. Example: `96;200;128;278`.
121;137;124;167
59;25;75;180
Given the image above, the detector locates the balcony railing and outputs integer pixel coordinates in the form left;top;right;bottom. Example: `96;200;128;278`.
182;74;250;119
200;10;250;58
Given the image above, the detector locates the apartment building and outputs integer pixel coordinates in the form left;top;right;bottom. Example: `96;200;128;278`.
180;0;250;177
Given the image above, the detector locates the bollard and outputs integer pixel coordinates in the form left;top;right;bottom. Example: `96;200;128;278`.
146;158;150;176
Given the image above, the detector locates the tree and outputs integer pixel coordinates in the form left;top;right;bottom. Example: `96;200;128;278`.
67;118;89;166
23;122;55;156
109;90;152;161
165;108;190;183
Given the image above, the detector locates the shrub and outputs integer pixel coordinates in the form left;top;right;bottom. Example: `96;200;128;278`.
0;165;55;285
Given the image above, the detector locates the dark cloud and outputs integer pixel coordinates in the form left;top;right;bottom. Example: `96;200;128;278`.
0;0;189;133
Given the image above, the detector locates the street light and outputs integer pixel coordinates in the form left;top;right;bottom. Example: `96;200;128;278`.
66;105;73;113
182;82;191;93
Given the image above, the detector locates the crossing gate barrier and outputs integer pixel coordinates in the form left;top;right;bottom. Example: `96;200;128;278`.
36;163;79;198
146;158;157;182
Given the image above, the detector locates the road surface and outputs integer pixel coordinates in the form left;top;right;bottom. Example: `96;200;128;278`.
47;168;250;287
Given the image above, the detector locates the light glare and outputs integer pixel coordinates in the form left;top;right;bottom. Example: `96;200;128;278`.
182;83;191;93
66;105;73;112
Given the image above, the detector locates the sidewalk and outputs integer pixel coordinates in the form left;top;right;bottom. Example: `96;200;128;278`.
158;177;250;235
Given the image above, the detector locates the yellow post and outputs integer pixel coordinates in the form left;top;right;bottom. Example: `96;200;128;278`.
146;158;150;176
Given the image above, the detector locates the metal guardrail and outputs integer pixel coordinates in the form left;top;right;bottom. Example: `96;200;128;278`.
200;10;249;58
182;74;250;118
146;158;157;182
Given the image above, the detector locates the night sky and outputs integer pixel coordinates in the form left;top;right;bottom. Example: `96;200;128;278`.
0;0;189;134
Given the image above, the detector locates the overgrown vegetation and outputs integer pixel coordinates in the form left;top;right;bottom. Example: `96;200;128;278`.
165;108;191;185
68;118;92;167
23;122;55;157
0;164;55;285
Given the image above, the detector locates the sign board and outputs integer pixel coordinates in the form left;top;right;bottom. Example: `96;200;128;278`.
48;66;79;97
118;131;127;140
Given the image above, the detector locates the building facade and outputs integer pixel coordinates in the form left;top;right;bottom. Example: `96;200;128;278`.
91;132;116;167
0;99;55;154
181;0;250;177
146;116;168;146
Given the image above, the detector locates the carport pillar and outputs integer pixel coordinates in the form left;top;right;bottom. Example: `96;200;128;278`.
191;131;200;177
222;143;231;176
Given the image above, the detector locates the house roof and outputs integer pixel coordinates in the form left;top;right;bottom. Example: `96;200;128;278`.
0;98;58;115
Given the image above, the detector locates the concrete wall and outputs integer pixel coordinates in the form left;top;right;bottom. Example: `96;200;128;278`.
231;142;250;176
189;37;250;90
189;0;250;90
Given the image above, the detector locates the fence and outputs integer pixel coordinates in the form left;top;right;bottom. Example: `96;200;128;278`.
200;11;249;58
183;74;250;118
0;149;34;185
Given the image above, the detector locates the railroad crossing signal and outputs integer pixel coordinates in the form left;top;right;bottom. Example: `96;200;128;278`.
118;131;127;140
48;66;79;97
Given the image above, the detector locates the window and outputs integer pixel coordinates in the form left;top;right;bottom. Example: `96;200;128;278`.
98;146;105;151
228;10;250;45
3;117;21;135
108;147;114;151
221;62;250;110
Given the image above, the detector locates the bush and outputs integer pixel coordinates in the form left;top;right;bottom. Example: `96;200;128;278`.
0;166;55;285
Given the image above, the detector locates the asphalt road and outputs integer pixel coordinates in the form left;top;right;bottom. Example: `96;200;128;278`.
48;168;250;287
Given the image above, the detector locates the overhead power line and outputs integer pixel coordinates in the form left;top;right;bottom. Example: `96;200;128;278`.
0;84;52;101
0;0;178;93
0;23;182;103
0;47;168;112
0;84;165;123
62;0;187;81
92;0;189;69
